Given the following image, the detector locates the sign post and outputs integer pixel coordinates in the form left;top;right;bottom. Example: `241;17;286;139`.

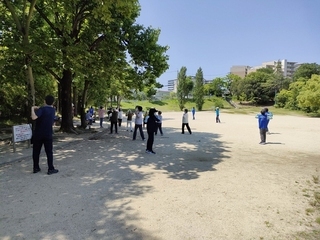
12;124;33;152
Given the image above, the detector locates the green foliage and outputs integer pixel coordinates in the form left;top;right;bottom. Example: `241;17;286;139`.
193;67;205;110
297;75;320;113
241;71;273;104
293;63;320;81
176;66;187;110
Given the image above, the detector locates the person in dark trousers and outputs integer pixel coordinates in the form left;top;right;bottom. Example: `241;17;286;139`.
155;111;163;136
133;106;145;140
215;107;221;123
109;108;118;134
257;108;268;145
31;95;59;175
146;108;159;154
182;109;192;134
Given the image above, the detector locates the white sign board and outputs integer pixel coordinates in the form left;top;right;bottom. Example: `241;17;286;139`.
13;124;32;143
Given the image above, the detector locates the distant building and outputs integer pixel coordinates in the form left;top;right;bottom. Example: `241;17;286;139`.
167;79;177;92
167;77;210;92
230;66;250;78
231;59;300;79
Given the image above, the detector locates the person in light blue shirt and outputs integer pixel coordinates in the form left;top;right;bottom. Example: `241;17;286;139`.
215;107;220;123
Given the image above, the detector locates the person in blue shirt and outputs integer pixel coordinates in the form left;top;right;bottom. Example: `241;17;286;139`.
264;108;273;134
31;95;58;175
257;108;269;145
191;107;196;120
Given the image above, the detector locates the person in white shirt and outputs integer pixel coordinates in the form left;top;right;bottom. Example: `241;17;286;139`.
133;106;145;140
118;108;123;127
155;111;163;135
182;109;192;134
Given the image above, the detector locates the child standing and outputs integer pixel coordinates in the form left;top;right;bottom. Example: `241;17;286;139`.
155;111;163;136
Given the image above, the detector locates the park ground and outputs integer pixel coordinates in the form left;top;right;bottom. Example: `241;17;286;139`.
0;111;320;240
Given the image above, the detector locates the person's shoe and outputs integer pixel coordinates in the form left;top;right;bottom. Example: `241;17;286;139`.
47;169;59;175
259;142;266;145
145;150;151;154
33;168;41;173
181;132;184;134
150;151;156;154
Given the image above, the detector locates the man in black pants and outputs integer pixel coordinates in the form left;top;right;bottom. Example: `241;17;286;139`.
109;108;118;134
31;95;58;175
146;108;159;154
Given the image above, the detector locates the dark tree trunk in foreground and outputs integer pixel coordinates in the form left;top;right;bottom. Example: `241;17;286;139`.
60;69;75;132
79;80;90;128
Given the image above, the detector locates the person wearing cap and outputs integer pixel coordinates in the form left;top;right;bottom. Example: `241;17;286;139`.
215;107;220;123
257;108;268;145
146;108;159;154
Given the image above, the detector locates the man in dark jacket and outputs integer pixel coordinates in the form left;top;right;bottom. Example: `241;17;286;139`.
31;95;58;175
109;108;118;134
146;108;159;154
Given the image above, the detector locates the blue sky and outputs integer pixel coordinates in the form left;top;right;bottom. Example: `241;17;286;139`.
136;0;320;90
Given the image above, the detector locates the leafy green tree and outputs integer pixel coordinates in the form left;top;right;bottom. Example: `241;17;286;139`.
185;76;194;98
242;71;273;104
2;0;37;107
297;74;320;113
176;66;187;110
33;1;168;132
209;77;225;97
193;68;205;110
293;63;320;81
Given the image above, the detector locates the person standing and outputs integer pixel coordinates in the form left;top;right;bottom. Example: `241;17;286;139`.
98;106;105;128
132;106;145;140
264;108;273;134
118;108;123;127
182;109;192;134
155;111;163;136
191;107;196;120
109;108;118;134
31;95;58;175
126;109;133;132
146;108;159;154
86;110;93;129
257;108;268;145
215;107;221;123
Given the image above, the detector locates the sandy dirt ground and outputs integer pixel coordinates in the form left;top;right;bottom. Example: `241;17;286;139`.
1;111;320;240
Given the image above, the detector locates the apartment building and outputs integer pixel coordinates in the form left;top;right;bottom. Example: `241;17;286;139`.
167;77;210;92
230;59;299;78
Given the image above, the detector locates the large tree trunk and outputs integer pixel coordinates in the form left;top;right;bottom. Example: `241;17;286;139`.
73;86;77;117
60;69;74;132
80;79;90;128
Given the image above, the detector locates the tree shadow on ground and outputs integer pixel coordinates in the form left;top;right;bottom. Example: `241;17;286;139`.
0;126;230;239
